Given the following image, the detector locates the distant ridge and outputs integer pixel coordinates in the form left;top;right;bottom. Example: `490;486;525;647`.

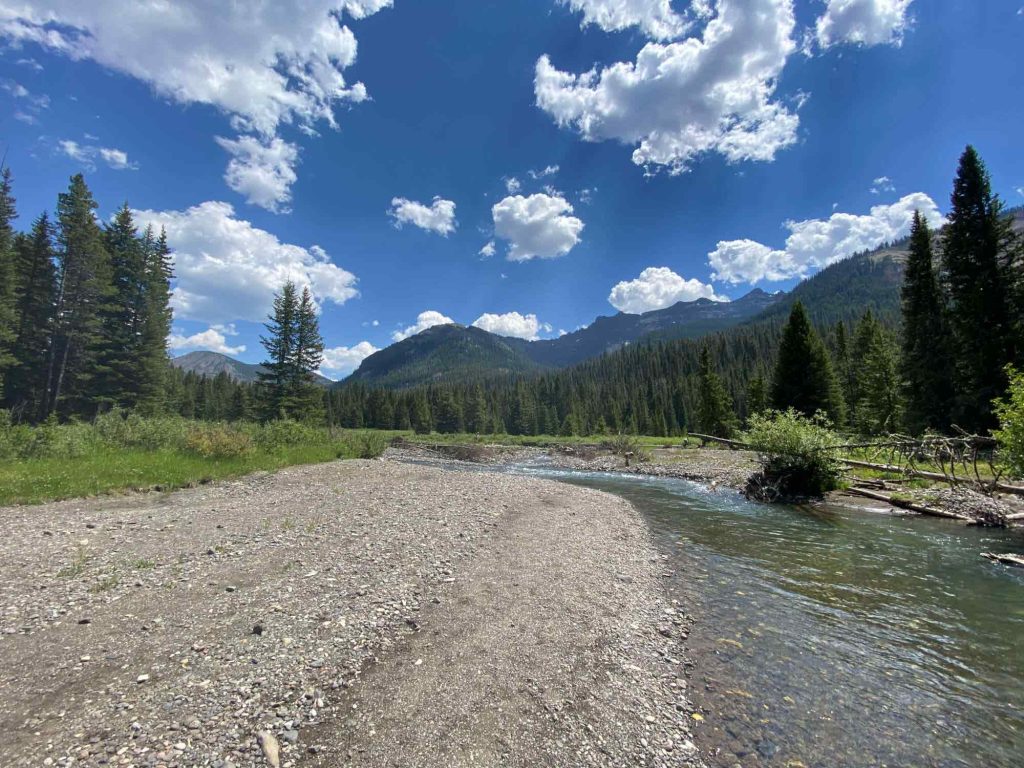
171;350;333;386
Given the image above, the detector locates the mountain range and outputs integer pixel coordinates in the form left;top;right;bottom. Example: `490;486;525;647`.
173;210;1024;391
170;351;333;386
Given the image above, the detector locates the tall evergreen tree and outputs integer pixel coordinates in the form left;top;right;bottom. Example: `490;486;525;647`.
44;175;114;417
257;282;324;422
745;373;768;422
900;211;954;434
136;227;174;413
0;168;17;395
292;286;325;422
93;204;147;409
941;145;1015;431
771;301;844;422
697;345;736;437
833;321;854;422
856;327;902;435
257;281;300;420
6;213;56;417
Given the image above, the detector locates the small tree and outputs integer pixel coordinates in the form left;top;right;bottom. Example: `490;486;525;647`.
994;365;1024;480
697;345;737;437
771;301;844;423
257;282;324;422
745;409;843;500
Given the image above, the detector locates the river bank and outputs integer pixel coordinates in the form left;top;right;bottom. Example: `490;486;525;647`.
0;459;704;768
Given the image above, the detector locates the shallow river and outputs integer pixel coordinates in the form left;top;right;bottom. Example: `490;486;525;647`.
511;463;1024;768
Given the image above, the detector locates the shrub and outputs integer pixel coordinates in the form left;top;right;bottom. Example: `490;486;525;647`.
93;409;190;451
342;431;389;459
602;433;651;463
994;365;1024;480
184;424;254;459
255;419;325;451
744;409;843;500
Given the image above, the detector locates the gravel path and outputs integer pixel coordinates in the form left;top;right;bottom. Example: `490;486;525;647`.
0;459;703;768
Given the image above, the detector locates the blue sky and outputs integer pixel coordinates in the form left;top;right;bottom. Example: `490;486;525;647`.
1;0;1022;377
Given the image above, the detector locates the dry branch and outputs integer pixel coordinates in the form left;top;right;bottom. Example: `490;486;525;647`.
845;486;973;521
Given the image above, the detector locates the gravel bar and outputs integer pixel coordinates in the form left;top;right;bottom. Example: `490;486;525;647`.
0;459;704;768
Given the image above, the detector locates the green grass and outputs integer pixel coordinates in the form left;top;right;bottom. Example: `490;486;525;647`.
0;444;354;506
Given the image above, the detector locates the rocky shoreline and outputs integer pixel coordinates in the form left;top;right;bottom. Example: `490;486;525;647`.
0;459;705;768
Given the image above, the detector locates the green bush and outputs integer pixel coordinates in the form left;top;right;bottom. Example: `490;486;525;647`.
184;424;255;459
744;409;843;500
254;419;325;451
994;365;1024;480
341;431;389;459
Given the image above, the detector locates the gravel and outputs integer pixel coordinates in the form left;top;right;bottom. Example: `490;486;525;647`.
548;448;757;491
0;459;705;768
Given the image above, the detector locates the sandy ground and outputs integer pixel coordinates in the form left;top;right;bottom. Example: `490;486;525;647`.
0;459;703;768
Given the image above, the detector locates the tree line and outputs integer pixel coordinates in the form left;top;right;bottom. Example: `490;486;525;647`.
0;171;173;421
3;146;1020;441
324;146;1023;439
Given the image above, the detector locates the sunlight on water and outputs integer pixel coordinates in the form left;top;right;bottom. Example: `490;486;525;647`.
514;463;1024;768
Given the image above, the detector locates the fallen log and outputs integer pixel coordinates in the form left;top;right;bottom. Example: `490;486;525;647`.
688;433;750;450
845;486;973;521
981;552;1024;568
841;458;1024;497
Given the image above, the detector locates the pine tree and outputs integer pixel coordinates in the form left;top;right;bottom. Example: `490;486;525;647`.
900;211;954;434
291;286;325;422
136;227;174;413
833;321;854;421
44;175;115;417
941;145;1015;431
0;168;17;396
434;390;463;433
93;204;147;409
411;392;432;434
257;281;299;420
697;346;736;437
857;328;902;434
465;384;488;433
745;373;768;422
771;301;844;422
6;213;56;417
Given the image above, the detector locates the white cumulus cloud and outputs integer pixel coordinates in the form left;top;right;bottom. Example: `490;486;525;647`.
169;324;246;356
388;196;457;236
321;341;380;375
561;0;690;40
216;135;299;213
341;0;393;19
0;1;388;137
479;240;497;258
535;0;800;174
58;139;137;170
814;0;913;49
608;267;726;313
472;311;550;340
392;310;455;342
708;191;944;284
492;193;584;261
133;201;358;325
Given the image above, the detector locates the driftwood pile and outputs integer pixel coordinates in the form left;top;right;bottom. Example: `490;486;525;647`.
692;431;1024;527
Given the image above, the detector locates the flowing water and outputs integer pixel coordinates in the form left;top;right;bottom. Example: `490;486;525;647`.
511;462;1024;768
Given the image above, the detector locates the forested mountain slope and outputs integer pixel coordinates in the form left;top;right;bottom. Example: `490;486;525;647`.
344;324;543;389
519;288;781;367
